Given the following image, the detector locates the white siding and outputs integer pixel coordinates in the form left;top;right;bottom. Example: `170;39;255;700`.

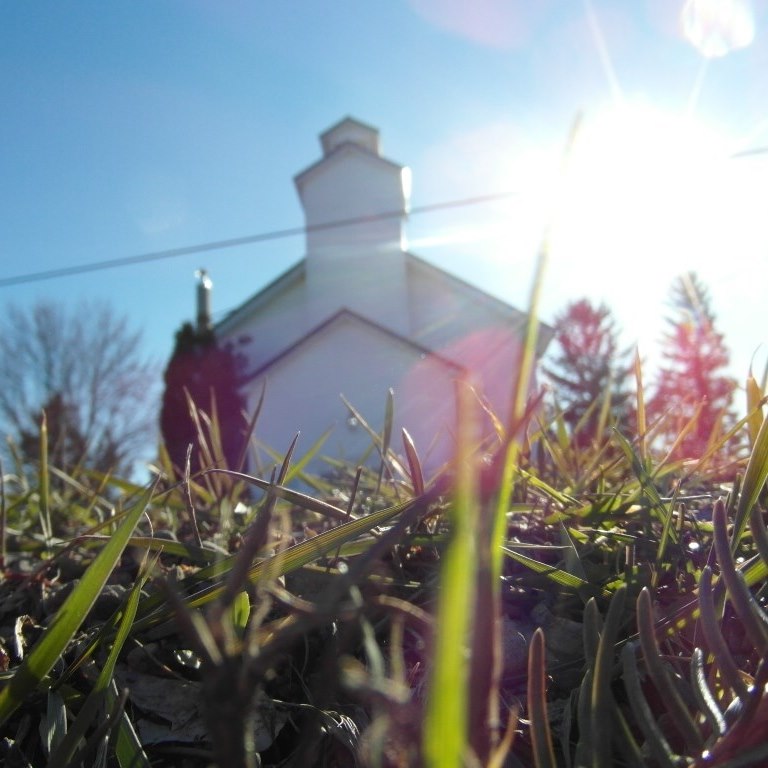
243;313;460;481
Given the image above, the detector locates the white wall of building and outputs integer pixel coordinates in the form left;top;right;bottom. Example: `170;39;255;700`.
243;312;460;481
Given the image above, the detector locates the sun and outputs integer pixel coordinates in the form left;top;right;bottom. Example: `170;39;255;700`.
551;102;733;278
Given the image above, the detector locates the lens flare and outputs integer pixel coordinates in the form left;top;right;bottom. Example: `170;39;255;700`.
681;0;755;58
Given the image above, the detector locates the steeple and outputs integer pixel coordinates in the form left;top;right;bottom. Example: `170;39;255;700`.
294;117;412;334
295;117;411;260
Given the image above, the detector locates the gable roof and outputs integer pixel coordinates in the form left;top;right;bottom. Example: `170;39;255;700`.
241;307;465;384
215;259;306;337
405;253;554;354
214;250;553;358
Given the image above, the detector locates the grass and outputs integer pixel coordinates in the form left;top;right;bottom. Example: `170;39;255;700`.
1;271;768;765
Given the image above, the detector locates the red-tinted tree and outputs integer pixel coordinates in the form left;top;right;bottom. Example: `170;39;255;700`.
160;323;248;475
543;299;632;444
649;272;736;461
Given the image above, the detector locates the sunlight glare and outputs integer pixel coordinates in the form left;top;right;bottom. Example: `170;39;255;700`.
681;0;755;58
546;103;743;360
552;103;732;271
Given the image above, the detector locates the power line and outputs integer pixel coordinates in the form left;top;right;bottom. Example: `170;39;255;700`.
0;191;517;288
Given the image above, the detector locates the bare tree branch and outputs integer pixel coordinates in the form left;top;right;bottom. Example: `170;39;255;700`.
0;299;160;475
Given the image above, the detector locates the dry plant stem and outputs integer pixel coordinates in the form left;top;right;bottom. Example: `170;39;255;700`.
332;464;362;564
157;578;259;768
220;438;297;611
183;443;203;547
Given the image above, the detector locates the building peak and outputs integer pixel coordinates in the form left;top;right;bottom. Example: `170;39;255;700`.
320;116;380;157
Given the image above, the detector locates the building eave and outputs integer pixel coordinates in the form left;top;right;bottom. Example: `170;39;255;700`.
241;307;465;385
215;259;306;337
405;252;554;353
294;142;404;193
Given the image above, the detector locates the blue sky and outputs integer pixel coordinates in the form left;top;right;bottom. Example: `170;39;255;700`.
2;1;767;414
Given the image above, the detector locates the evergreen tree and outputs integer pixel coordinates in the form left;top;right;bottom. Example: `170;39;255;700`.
649;272;736;461
543;299;632;444
160;323;248;475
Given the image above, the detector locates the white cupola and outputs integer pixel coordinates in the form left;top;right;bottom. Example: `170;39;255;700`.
294;117;412;334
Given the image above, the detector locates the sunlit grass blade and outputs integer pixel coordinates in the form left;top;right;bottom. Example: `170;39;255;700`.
633;349;648;463
424;380;477;768
745;370;765;448
613;429;678;568
732;410;768;549
494;115;582;575
205;469;354;521
0;482;155;726
502;546;611;597
131;492;425;632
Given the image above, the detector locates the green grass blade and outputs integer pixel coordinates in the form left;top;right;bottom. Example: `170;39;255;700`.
745;372;764;448
732;411;768;549
614;429;678;567
528;628;557;768
591;585;628;768
38;410;52;546
749;504;768;567
698;566;749;701
637;587;702;752
41;689;67;758
690;647;726;738
258;426;334;485
109;679;151;768
621;642;678;768
131;493;424;632
502;546;611;597
713;499;768;655
401;428;424;495
377;387;395;493
75;535;222;565
205;469;354;521
582;597;602;670
0;483;155;726
48;559;152;768
423;381;477;768
574;668;594;766
494;250;546;579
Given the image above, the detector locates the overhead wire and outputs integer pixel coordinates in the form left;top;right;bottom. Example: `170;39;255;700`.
0;190;517;288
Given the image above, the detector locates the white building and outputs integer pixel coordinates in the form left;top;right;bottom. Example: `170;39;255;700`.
205;117;551;482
